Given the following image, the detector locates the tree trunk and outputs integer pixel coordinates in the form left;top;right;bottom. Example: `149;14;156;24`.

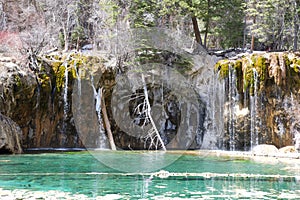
142;74;166;151
251;35;255;51
251;16;256;51
203;23;209;48
63;27;69;52
243;16;247;49
203;0;211;48
101;93;116;150
293;0;299;51
192;16;203;46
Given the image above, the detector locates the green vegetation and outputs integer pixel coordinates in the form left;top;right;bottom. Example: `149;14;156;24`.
215;53;300;96
37;53;105;93
214;60;230;79
129;0;245;49
134;48;193;74
2;0;299;52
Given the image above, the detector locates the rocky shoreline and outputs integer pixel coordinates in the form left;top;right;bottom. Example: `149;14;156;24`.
176;145;300;167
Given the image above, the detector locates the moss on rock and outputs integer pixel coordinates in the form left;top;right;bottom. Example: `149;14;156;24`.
214;52;300;96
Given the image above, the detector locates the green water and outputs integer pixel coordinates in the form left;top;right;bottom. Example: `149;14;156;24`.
1;151;300;199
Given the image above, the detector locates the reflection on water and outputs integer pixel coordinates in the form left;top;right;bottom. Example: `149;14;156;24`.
0;151;300;199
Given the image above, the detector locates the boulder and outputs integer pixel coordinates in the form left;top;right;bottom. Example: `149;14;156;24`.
0;114;22;153
279;146;297;153
252;144;279;156
294;132;300;152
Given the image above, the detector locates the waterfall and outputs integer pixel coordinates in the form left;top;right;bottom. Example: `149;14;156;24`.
63;63;69;118
73;61;81;96
250;69;259;149
91;76;108;149
208;71;225;149
228;65;238;151
72;61;81;146
192;54;223;150
60;59;69;146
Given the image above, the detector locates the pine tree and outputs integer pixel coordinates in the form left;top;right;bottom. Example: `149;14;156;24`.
245;0;299;50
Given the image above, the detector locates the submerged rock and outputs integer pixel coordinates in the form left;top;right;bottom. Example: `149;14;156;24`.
0;114;22;153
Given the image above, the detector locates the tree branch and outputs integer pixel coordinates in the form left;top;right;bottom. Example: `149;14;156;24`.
142;74;166;151
101;88;116;150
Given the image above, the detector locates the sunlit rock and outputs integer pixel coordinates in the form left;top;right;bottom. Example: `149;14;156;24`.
0;114;22;153
252;144;279;156
279;146;296;153
293;133;300;152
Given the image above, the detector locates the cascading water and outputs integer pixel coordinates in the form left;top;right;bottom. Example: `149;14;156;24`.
91;76;108;149
250;68;259;150
207;71;225;149
73;61;81;96
72;61;81;146
192;53;223;150
61;58;69;146
227;65;238;151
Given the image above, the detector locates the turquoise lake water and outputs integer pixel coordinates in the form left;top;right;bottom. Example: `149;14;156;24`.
1;151;300;199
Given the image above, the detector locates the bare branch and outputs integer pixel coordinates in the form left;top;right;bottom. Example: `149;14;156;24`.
141;74;166;151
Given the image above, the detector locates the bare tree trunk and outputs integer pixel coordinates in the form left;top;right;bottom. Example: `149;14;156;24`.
204;20;209;48
192;16;203;46
101;91;116;150
243;16;247;49
142;74;166;151
251;35;255;51
63;26;69;52
251;16;256;51
203;0;210;48
293;0;299;51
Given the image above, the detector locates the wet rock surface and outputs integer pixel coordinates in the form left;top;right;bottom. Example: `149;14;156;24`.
216;52;300;150
0;114;22;153
1;51;300;152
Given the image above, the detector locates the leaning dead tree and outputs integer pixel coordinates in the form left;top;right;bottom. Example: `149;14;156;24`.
141;74;166;151
100;88;117;150
92;84;116;150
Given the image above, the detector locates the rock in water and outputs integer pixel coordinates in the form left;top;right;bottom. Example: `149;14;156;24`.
0;114;22;153
252;144;279;156
279;146;296;153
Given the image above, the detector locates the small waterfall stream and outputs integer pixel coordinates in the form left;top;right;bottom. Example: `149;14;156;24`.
63;64;69;118
250;69;259;150
72;61;81;146
205;70;226;150
61;59;69;146
228;65;238;151
73;61;81;96
91;76;108;149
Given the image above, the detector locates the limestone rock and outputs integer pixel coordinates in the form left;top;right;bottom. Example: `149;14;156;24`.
252;144;279;156
279;146;296;153
0;114;22;153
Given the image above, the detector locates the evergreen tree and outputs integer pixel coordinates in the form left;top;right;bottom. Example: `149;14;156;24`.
246;0;299;50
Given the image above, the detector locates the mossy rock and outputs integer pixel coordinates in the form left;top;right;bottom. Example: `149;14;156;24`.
39;53;103;92
214;60;230;79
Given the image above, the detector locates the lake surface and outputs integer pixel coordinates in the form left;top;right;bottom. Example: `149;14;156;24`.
0;151;300;199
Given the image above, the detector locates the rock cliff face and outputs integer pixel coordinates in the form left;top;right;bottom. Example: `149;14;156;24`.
0;114;22;153
0;51;300;153
215;52;300;150
0;53;79;151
